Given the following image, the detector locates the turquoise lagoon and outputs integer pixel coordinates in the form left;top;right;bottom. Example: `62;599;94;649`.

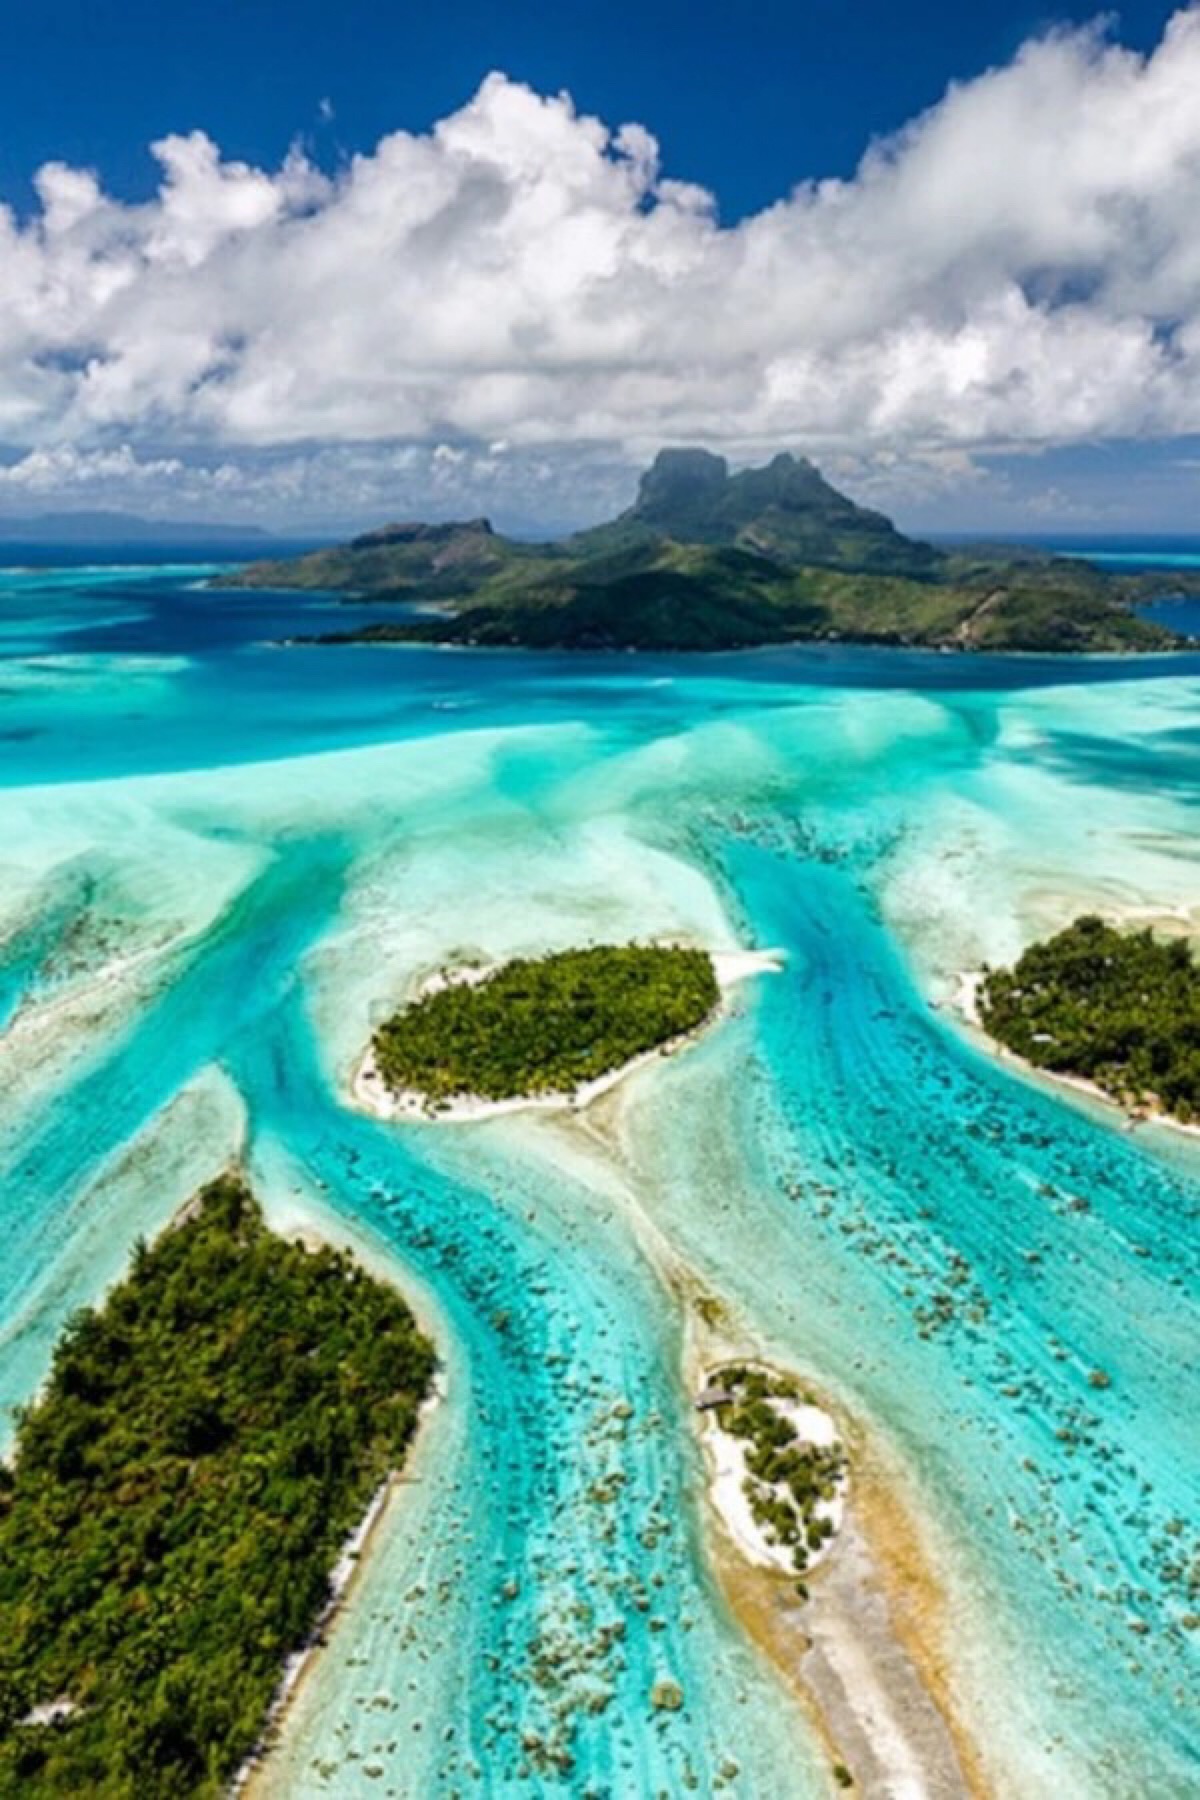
0;560;1197;1796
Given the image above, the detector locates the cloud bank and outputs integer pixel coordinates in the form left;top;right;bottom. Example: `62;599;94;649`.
4;8;1200;522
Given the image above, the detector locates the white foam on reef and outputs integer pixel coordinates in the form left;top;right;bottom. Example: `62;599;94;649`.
351;947;783;1124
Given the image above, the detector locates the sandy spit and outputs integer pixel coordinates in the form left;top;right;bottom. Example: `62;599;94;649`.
684;1323;984;1800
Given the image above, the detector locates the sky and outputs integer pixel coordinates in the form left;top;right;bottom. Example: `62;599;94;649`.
2;0;1200;534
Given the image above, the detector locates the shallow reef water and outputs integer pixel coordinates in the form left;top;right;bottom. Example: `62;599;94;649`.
0;559;1196;1796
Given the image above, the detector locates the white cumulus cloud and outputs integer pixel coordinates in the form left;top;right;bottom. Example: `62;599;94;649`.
3;9;1200;522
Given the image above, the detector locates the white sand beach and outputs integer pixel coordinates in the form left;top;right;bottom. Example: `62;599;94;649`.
952;961;1200;1141
351;946;783;1125
235;1384;443;1793
698;1371;846;1576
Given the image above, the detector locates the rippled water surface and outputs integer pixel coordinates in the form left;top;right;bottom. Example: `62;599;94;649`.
0;559;1197;1797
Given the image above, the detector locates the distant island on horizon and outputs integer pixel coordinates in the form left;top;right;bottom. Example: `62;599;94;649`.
218;448;1200;654
0;510;275;547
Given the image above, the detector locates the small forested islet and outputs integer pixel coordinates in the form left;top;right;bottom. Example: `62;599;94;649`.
371;943;720;1105
713;1365;845;1578
979;913;1200;1123
0;1175;435;1798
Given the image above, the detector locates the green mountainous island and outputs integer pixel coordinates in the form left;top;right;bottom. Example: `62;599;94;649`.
221;448;1198;653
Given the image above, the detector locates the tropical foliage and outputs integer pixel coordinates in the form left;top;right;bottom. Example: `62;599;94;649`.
715;1366;844;1577
980;914;1200;1122
373;944;719;1104
0;1175;435;1797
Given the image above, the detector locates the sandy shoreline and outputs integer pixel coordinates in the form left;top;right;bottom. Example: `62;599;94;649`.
269;991;975;1797
952;967;1200;1141
706;1444;982;1800
797;1494;981;1800
351;945;783;1125
682;1318;980;1800
237;1383;442;1793
212;1183;446;1795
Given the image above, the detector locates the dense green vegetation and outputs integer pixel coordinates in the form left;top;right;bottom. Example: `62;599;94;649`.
223;447;1192;655
980;914;1200;1122
0;1176;435;1798
714;1366;844;1577
223;516;527;599
327;545;833;652
373;944;719;1104
568;448;941;577
317;559;1177;654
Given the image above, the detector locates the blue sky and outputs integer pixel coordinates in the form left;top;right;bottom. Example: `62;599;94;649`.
5;0;1178;222
2;1;1199;532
